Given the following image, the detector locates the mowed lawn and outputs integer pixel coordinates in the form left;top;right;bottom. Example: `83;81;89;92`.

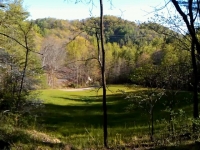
37;85;193;147
38;86;143;133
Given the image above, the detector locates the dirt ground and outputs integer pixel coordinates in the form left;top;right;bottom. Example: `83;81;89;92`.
59;87;94;91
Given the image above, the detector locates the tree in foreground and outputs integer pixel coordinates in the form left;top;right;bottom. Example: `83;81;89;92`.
129;64;165;141
169;0;200;131
0;0;43;128
66;0;108;148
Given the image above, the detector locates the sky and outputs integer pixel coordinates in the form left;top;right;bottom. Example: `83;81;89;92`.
23;0;167;22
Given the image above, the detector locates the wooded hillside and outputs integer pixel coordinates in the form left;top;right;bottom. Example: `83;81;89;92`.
31;16;189;88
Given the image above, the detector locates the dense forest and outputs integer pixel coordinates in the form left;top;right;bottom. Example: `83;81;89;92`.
0;1;190;89
1;0;200;149
30;16;190;89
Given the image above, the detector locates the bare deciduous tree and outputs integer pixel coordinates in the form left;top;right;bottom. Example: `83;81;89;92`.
41;36;66;88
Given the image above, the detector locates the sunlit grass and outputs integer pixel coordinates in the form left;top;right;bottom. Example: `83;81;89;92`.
34;85;194;149
38;85;141;105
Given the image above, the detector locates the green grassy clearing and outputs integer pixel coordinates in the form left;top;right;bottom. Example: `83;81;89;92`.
32;85;195;149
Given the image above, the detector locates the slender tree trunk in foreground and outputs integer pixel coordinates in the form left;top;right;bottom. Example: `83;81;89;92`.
191;39;199;131
17;34;29;110
99;0;108;148
171;0;199;131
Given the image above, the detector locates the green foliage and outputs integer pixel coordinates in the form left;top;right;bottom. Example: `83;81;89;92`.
0;3;45;149
0;0;198;149
131;64;162;86
31;15;193;87
127;87;165;141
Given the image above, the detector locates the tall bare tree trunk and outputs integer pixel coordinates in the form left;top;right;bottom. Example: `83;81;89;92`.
99;0;108;148
191;39;199;130
17;34;29;110
171;0;199;129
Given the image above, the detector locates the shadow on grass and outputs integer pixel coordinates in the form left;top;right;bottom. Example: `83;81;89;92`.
38;90;193;137
52;93;125;103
